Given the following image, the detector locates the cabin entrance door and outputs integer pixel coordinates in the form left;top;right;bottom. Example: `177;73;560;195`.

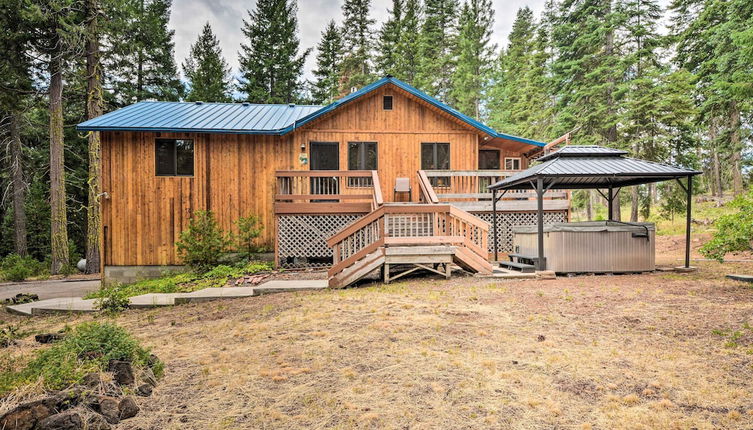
309;142;339;201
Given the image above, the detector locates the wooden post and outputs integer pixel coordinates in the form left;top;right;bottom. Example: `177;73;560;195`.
685;176;693;268
536;177;545;271
492;189;498;262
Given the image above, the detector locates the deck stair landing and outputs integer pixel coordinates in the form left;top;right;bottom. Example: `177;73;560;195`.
327;204;493;288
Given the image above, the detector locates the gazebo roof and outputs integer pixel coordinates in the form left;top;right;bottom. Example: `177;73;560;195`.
489;145;702;190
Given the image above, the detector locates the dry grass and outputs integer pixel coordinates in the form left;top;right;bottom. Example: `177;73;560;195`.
1;236;752;429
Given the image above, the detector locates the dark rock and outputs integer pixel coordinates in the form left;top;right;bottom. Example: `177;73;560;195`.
0;397;60;430
85;395;119;425
139;368;157;387
107;360;134;386
118;397;139;420
37;411;83;430
135;384;153;397
81;373;101;388
35;333;66;344
536;335;546;342
147;354;159;368
85;413;112;430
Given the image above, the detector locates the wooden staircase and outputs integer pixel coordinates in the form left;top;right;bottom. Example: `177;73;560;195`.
327;204;493;288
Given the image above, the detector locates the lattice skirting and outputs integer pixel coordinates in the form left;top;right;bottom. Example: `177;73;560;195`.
276;211;568;269
472;211;568;254
277;214;362;268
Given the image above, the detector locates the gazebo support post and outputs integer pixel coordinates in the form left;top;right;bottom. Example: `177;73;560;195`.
685;176;693;268
536;177;545;271
607;185;614;221
492;189;498;262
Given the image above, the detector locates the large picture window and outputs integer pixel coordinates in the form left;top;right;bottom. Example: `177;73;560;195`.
421;142;450;187
156;139;194;176
348;142;377;187
479;150;500;170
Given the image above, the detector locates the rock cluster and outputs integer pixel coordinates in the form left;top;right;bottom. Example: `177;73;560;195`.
0;358;160;430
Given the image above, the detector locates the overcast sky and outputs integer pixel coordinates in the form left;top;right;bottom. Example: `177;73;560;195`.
169;0;548;81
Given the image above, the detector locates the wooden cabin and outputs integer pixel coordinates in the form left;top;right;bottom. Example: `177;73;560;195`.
78;77;569;285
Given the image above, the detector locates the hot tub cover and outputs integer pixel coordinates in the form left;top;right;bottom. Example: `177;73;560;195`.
512;221;655;234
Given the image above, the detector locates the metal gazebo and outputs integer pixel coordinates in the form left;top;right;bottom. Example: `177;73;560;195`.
488;146;702;271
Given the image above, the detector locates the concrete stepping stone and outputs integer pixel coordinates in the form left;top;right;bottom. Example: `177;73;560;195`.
6;297;97;316
253;280;328;295
128;293;188;308
726;274;753;283
173;287;258;304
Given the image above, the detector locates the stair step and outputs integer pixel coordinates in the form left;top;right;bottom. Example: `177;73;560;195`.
499;260;536;273
329;250;385;288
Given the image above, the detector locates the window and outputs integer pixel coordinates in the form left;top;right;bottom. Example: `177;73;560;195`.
383;95;393;110
504;157;521;171
156;139;194;176
421;142;451;187
479;150;500;170
348;142;377;187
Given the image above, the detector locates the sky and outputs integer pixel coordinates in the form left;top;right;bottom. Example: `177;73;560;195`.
169;0;549;80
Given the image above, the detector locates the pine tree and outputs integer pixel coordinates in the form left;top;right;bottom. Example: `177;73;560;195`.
183;23;232;102
340;0;376;92
450;0;495;119
105;0;183;105
415;0;458;99
85;0;103;273
376;0;404;77
312;20;344;104
238;0;309;103
395;0;422;83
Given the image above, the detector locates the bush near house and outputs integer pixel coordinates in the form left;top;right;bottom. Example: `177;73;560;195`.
0;254;48;282
176;210;232;272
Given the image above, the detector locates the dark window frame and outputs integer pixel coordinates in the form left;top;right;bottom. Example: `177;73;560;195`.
347;141;378;187
383;95;393;110
155;138;194;177
421;142;451;187
479;149;501;170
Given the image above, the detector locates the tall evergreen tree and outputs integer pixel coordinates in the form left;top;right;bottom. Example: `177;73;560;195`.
106;0;183;105
340;0;376;92
312;20;344;104
376;0;404;77
238;0;309;103
395;0;422;83
85;0;103;273
450;0;495;119
183;23;232;102
415;0;458;99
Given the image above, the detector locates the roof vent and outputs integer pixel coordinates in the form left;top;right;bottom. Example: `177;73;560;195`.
288;103;295;107
194;101;203;105
350;86;358;94
242;102;250;106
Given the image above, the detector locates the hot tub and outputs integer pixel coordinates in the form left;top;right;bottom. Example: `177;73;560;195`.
512;221;655;273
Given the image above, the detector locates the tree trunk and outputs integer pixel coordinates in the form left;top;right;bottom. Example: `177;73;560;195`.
585;190;592;220
85;0;103;274
729;103;743;195
49;53;69;274
8;111;28;256
709;119;723;198
630;187;639;222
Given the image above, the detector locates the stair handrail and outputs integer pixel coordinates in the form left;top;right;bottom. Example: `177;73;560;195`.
417;170;440;204
371;170;384;209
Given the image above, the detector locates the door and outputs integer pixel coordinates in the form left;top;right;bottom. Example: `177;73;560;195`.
309;142;339;198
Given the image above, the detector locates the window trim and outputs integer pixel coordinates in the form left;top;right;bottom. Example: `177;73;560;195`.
504;157;522;171
383;95;393;110
155;138;195;177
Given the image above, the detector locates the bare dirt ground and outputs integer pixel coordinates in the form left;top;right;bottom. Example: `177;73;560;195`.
2;235;753;429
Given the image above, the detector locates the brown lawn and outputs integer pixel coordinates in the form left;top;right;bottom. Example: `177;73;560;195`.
2;235;753;429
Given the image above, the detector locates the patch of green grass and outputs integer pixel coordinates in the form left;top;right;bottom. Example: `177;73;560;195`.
86;261;273;300
0;322;160;396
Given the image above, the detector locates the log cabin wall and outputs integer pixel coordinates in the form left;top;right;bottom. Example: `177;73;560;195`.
101;131;300;266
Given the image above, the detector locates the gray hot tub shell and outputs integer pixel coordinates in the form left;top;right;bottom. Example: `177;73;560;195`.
512;221;656;273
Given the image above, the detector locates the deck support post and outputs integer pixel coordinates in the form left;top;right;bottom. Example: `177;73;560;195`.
684;176;693;268
536;177;545;271
492;189;498;261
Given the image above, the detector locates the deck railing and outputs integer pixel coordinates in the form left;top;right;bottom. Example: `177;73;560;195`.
326;204;489;277
418;170;569;203
275;170;383;214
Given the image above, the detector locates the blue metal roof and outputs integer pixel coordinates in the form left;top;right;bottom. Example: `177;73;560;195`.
77;101;322;134
76;77;545;147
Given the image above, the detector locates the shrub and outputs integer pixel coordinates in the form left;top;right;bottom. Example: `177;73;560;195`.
95;286;131;313
700;190;753;261
6;322;160;393
0;254;47;282
235;215;264;257
176;210;231;272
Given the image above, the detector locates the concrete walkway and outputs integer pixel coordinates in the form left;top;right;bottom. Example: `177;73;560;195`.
5;279;328;316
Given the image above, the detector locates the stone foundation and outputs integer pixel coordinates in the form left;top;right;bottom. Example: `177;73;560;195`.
104;266;189;285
